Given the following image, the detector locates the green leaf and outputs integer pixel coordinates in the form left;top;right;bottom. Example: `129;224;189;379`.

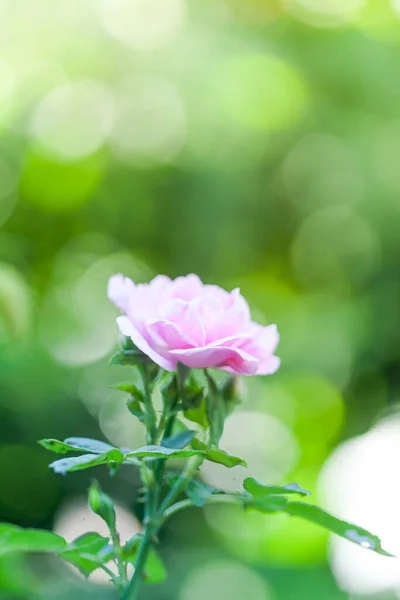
244;477;311;498
109;349;148;367
221;375;240;415
184;400;208;429
38;438;82;454
88;482;116;530
162;430;196;450
284;502;393;557
39;437;115;455
50;449;124;474
60;532;113;577
64;438;116;453
191;439;246;468
186;479;226;507
122;535;166;584
245;497;393;557
245;496;290;513
176;362;190;388
205;371;225;446
126;398;146;422
113;382;144;401
0;525;66;556
124;445;204;462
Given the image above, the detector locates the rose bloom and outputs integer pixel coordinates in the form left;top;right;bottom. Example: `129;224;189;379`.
108;273;280;376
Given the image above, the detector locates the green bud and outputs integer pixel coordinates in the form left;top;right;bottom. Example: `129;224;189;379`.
221;375;240;415
88;481;116;530
161;374;178;405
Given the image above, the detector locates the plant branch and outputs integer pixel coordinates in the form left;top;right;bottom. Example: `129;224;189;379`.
162;493;242;522
120;523;154;600
158;454;205;515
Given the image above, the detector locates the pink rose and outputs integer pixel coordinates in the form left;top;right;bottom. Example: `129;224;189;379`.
108;273;280;376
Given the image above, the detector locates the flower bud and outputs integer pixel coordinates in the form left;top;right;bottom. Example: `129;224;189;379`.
88;481;116;530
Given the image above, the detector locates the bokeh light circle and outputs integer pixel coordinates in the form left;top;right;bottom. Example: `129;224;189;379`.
179;561;274;600
111;76;186;165
54;498;140;584
319;416;400;595
281;133;363;213
200;410;299;492
98;0;186;51
284;0;366;28
217;53;309;132
30;81;114;162
291;206;381;291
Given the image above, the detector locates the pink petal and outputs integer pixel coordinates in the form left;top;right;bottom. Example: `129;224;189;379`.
170;274;204;301
256;355;281;375
107;274;135;314
116;316;176;371
146;319;194;351
160;299;205;346
170;345;259;374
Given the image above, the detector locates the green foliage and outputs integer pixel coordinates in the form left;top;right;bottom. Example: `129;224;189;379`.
39;437;115;454
243;477;311;497
192;439;247;467
123;535;166;584
88;482;116;531
204;370;225;446
60;532;113;577
49;450;124;474
185;480;226;508
124;445;205;460
243;479;392;556
162;430;197;449
0;524;66;556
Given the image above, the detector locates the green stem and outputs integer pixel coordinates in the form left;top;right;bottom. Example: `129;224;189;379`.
110;528;128;586
162;494;242;522
158;454;205;515
141;364;157;445
100;564;121;586
120;524;154;600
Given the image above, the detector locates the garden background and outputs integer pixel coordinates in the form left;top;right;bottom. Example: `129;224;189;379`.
1;1;400;598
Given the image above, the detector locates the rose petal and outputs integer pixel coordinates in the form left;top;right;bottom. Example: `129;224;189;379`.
256;355;281;375
159;299;205;346
170;345;259;374
116;316;176;371
147;319;194;351
107;274;135;314
170;274;204;301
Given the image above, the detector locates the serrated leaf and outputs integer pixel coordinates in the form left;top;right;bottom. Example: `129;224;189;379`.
284;502;393;557
124;445;205;462
122;535;166;584
186;480;226;507
64;438;116;454
162;430;196;450
113;382;144;401
244;477;311;498
49;449;124;474
60;532;113;577
0;525;66;556
191;439;246;468
126;398;145;422
38;439;82;454
205;371;225;445
109;349;148;367
39;437;115;455
184;400;208;429
245;497;392;557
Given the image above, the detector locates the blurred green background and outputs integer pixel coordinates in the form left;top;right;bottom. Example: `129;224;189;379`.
1;0;400;598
